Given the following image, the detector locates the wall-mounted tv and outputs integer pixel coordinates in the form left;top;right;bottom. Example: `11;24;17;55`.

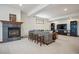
57;24;67;30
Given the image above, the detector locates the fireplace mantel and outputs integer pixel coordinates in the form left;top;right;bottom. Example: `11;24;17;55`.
0;20;23;24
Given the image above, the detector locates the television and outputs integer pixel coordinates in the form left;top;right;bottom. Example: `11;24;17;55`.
57;24;67;30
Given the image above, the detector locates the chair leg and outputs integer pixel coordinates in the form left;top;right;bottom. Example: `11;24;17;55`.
40;36;44;46
37;36;40;44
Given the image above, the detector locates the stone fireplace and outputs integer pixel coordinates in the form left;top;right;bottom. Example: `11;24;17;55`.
8;27;21;38
0;20;23;42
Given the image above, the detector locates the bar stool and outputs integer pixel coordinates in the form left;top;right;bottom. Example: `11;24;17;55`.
34;34;38;43
52;32;58;42
37;35;44;46
40;36;44;46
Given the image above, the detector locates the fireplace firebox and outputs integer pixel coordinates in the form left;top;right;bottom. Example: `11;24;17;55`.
8;27;21;38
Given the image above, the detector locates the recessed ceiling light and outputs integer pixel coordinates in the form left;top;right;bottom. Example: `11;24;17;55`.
64;8;68;12
19;4;22;6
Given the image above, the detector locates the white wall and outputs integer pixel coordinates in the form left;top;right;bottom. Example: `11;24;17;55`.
50;18;79;36
21;13;50;36
0;5;21;21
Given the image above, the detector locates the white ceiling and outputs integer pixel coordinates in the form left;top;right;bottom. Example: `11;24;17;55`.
8;4;39;13
8;4;79;20
36;4;79;18
21;4;39;14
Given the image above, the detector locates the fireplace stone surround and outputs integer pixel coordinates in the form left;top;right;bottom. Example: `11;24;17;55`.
0;20;23;42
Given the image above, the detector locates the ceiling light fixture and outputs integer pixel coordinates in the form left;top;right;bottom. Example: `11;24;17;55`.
64;8;68;12
19;4;22;7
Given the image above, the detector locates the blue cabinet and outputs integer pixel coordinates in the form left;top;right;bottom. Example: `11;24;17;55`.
70;21;77;36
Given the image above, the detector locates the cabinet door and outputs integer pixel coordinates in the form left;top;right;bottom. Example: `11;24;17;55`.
70;21;77;36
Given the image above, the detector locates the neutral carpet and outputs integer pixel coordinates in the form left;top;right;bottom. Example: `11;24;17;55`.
0;35;79;54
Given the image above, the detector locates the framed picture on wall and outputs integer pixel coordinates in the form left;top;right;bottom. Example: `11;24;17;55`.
9;14;16;22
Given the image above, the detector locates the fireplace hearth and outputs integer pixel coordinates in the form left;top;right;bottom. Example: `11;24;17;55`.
8;27;20;38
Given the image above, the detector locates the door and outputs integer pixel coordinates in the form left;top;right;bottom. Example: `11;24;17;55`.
51;23;55;32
